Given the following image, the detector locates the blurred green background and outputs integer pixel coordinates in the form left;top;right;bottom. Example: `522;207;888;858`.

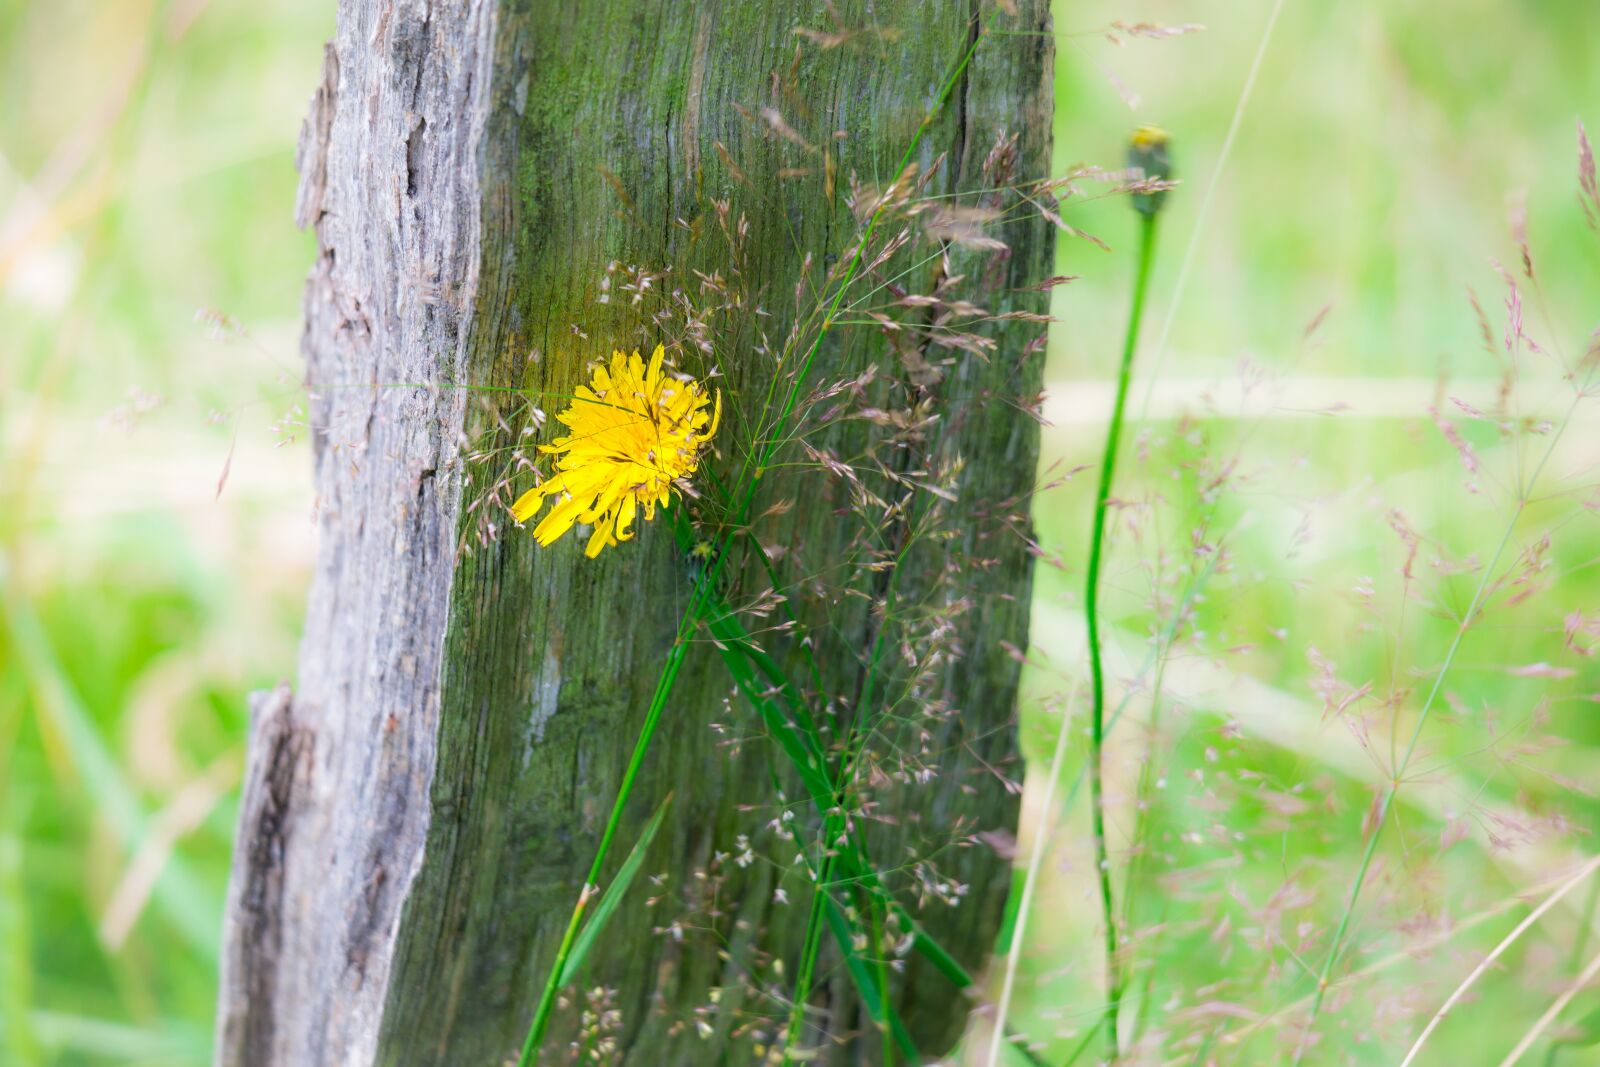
1;0;1596;1063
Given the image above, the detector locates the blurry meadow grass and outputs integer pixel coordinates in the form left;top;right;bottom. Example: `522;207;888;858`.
1;0;1597;1064
2;1;326;1062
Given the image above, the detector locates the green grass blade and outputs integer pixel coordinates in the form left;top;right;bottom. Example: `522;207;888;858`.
674;512;1054;1065
693;568;1061;1067
695;570;980;977
704;615;833;797
1060;1023;1103;1067
822;898;920;1062
519;568;714;1065
683;557;919;1059
557;792;673;987
703;582;1069;1065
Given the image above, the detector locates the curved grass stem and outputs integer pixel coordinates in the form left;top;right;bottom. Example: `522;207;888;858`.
1085;210;1160;1062
1400;854;1600;1067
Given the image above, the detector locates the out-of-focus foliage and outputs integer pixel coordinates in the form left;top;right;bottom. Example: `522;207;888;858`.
1;1;326;1061
1005;1;1600;1064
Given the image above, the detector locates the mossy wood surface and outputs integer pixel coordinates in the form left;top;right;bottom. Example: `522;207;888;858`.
217;2;1053;1064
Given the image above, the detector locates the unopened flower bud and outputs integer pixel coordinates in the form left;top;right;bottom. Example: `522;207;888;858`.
1128;125;1173;217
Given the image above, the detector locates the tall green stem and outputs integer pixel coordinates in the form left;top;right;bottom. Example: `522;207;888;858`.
1085;210;1159;1062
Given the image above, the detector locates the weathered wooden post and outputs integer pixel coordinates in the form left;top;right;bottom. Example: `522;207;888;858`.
216;2;1053;1062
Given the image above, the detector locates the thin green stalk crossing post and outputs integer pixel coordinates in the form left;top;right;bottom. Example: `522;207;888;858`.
518;568;714;1066
1084;126;1171;1063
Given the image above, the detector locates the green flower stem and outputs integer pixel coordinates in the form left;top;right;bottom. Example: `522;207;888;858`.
1085;209;1160;1062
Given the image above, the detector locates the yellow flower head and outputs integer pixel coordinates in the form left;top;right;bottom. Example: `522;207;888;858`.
511;345;720;557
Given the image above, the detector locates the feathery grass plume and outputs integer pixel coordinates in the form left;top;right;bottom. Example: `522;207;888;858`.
1285;136;1600;1065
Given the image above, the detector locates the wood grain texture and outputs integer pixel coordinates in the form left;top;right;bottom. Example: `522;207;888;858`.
217;3;1052;1064
217;2;494;1062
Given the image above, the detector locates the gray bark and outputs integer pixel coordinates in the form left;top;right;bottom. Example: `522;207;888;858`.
217;2;1053;1064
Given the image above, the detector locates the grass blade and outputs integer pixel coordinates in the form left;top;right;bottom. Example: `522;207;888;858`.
557;793;673;987
694;551;1063;1066
1401;855;1600;1067
822;898;920;1062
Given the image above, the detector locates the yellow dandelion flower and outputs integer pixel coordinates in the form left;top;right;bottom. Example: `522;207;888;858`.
511;344;720;557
